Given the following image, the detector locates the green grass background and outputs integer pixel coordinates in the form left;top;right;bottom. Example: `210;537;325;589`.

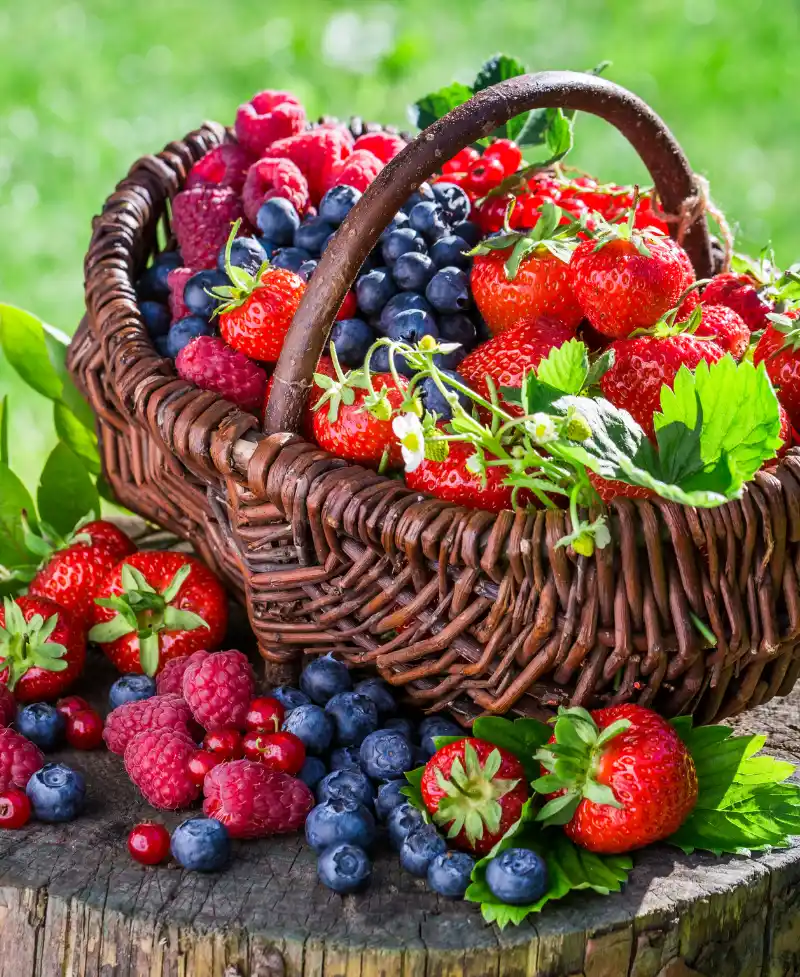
1;0;799;487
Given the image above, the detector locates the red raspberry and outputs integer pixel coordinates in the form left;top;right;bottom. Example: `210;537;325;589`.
235;91;306;158
0;685;15;727
182;649;255;731
175;336;267;414
103;693;194;756
352;131;406;163
0;728;43;792
167;267;195;322
156;651;209;696
172;186;245;270
266;129;352;205
186;143;255;193
203;759;314;838
702;272;773;332
242;157;310;225
125;729;200;810
326;149;384;195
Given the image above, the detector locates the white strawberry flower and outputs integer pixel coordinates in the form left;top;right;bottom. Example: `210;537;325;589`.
526;412;559;445
392;412;426;472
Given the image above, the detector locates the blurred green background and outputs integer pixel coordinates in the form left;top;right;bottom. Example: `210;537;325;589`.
1;0;799;487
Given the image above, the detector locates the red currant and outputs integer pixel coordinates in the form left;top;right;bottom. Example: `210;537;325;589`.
483;139;522;177
66;710;104;749
128;822;171;865
465;156;506;195
187;749;223;786
0;788;31;829
335;290;358;321
472;195;511;234
442;146;480;174
244;697;285;733
203;728;243;760
242;730;305;774
56;696;90;720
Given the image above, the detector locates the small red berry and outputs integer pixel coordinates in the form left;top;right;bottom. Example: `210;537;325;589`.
203;728;243;760
465;156;506;195
56;696;90;720
442;146;480;174
66;710;104;750
187;749;223;786
242;730;306;775
335;290;358;321
128;822;171;865
483;139;522;176
0;788;31;829
244;697;285;733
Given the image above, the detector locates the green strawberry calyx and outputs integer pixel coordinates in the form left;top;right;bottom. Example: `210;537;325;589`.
467;200;581;275
588;186;663;258
88;563;208;676
628;279;714;341
0;598;69;689
431;740;522;846
532;706;631;826
766;311;800;354
208;220;272;316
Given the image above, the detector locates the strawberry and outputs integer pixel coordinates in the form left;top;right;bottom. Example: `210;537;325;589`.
211;221;305;362
420;738;528;855
69;521;136;562
0;597;86;703
589;473;654;503
534;704;698;854
678;303;749;359
89;552;228;676
702;271;774;332
753;312;800;426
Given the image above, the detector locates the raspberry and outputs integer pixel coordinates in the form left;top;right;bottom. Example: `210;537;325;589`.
182;649;255;731
103;693;194;756
124;729;200;810
203;759;314;838
265;129;352;205
172;186;244;270
352;131;406;163
325;149;384;195
186;143;255;193
156;651;209;696
235;90;307;158
242;157;310;226
175;337;267;414
0;685;15;727
167;267;194;322
0;729;44;791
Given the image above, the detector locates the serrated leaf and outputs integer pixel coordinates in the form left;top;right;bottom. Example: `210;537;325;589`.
413;82;474;131
535;339;589;395
471;716;551;781
401;765;428;816
37;443;99;537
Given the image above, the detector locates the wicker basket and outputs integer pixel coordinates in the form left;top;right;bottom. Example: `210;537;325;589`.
68;71;800;725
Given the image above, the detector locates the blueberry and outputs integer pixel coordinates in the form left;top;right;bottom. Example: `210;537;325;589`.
430;235;471;270
320;185;362;225
431;183;471;223
305;798;376;853
154;335;170;357
401;183;436;213
218;235;268;276
485;848;549;905
360;729;414;780
109;674;157;709
353;678;396;717
438;313;477;350
400;824;447;877
433;345;467;372
26;763;86;822
136;251;181;302
382;228;427;266
282;704;334;755
375;780;407;821
140;301;171;340
269;686;311;713
256;238;281;260
386;802;425;850
427;851;475;898
386;308;439;346
452;220;482;247
295;217;337;256
408;202;449;243
426;267;471;314
392;252;435;292
317;769;375;809
317;843;372;894
330;746;362;771
384;716;414;740
171;817;231;872
256;198;301;247
369;345;414;377
298;259;319;281
300;655;352;704
378;292;433;333
419;372;471;420
330;318;375;369
184;269;228;319
356;267;397;317
16;703;65;751
299;756;328;790
419;717;463;757
166;316;215;359
271;247;312;273
379;211;410;240
325;692;379;747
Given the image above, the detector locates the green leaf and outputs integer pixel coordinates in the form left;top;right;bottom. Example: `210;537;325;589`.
163;607;208;631
472;53;528;93
139;631;160;677
413;82;474;131
544;109;574;159
471;716;552;781
535;339;589;395
88;615;136;644
0;304;64;401
0;396;8;466
53;402;101;474
37;443;99;536
584;349;616;390
401;765;429;817
0;464;37;570
161;563;192;603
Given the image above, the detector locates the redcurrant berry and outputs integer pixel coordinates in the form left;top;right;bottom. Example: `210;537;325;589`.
128;822;171;865
442;146;480;174
242;730;306;774
335;291;358;321
0;788;31;829
465;156;506;195
56;696;90;720
244;697;285;733
483;139;522;176
66;710;104;749
187;749;222;786
203;728;243;760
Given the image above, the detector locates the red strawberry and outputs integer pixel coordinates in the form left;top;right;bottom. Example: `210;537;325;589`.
186;143;255;194
265;129;352;205
420;738;528;855
702;271;773;332
234;91;306;158
535;704;697;854
0;597;85;703
72;521;135;561
89;552;228;676
600;334;724;438
678;303;749;359
753;313;800;426
589;473;654;503
264;354;336;439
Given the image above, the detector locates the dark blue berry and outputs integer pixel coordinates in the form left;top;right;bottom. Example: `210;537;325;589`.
16;703;64;751
431;183;471;223
438;313;477;350
282;704;334;755
299;756;328;789
295;217;337;256
419;371;471;421
256;198;301;246
384;716;414;740
426;267;471;314
324;692;379;747
300;655;352;704
269;686;310;713
218;235;268;276
419;717;463;757
136;252;181;302
154;335;170;357
156;249;182;267
375;780;406;821
184;269;228;319
369;345;414;377
271;247;312;273
140;301;171;340
109;674;156;709
427;851;475;898
353;678;396;717
356;268;397;317
452;220;482;247
382;228;427;266
379;211;410;240
378;291;434;333
305;798;376;853
400;824;447;877
317;769;375;809
359;729;414;780
319;185;362;225
386;802;425;850
26;763;85;822
485;848;549;905
166;316;215;359
171;817;231;872
430;235;471;270
408;202;449;243
330;318;375;369
392;251;435;292
386;308;439;346
401;183;435;213
317;843;372;894
298;259;319;281
330;746;362;771
433;345;467;371
256;237;280;259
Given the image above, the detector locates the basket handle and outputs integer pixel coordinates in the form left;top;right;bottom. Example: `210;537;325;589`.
265;69;712;434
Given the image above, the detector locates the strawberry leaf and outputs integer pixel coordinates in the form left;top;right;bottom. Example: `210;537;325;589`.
535;338;589;396
471;716;551;781
401;765;429;818
412;82;475;131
